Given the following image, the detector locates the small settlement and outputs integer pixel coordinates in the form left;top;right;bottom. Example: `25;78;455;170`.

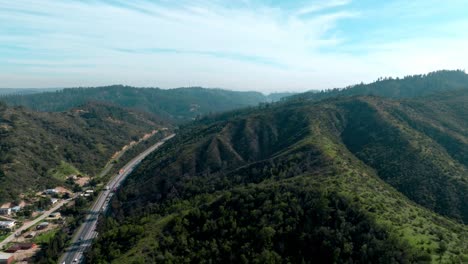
0;183;92;263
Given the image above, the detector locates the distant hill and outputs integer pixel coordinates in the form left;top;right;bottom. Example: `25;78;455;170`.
0;102;167;202
0;88;60;96
291;70;468;101
89;88;467;263
266;92;298;101
1;86;291;122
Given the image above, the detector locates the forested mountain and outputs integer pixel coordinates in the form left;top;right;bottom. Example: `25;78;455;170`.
1;86;289;122
0;102;167;202
291;70;468;101
88;89;468;263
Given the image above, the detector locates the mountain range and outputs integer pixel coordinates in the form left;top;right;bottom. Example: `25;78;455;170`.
0;70;467;263
86;71;468;263
2;86;291;122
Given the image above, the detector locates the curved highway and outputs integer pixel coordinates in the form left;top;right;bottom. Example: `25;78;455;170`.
59;134;175;264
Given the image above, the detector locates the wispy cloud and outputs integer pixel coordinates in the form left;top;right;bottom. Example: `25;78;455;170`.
0;1;467;91
295;0;352;16
114;47;286;68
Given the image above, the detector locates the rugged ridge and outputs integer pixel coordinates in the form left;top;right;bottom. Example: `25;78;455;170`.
89;89;468;263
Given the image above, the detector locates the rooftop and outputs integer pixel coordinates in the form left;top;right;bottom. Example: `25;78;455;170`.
0;252;12;259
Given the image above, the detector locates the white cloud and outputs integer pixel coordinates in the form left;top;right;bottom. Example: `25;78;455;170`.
0;1;467;91
295;0;352;16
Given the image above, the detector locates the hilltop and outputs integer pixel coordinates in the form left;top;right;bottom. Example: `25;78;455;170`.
1;86;291;122
291;70;468;101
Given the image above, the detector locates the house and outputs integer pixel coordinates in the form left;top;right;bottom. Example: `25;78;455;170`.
6;243;36;253
50;198;58;205
36;222;49;230
44;189;58;195
85;190;94;194
5;245;20;253
0;208;11;215
11;206;21;213
17;243;37;250
0;221;15;230
0;252;14;264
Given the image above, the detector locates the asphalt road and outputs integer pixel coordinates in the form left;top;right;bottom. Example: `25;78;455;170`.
59;134;175;264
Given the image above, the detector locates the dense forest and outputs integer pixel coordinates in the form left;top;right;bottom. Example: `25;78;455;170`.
1;86;291;122
290;70;468;101
88;86;468;263
0;102;167;201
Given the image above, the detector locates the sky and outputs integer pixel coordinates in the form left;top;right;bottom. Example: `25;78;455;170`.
1;0;468;92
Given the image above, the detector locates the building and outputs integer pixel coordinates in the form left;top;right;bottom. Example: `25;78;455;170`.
0;252;14;264
36;222;49;230
44;189;58;195
10;206;21;213
17;243;37;250
5;245;20;253
0;208;11;216
85;189;94;194
0;221;15;230
6;243;37;253
50;198;58;205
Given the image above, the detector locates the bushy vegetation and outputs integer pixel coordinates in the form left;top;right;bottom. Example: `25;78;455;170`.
0;101;166;201
89;87;468;263
90;182;429;264
338;97;467;222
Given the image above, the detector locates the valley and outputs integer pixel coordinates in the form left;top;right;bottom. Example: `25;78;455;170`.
86;74;467;263
2;2;468;263
0;71;467;263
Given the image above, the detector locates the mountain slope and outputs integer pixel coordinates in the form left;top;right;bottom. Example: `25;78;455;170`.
292;70;468;101
1;86;287;122
338;95;467;221
0;102;167;202
89;90;468;263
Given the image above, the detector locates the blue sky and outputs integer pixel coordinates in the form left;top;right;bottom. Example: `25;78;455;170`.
1;0;468;92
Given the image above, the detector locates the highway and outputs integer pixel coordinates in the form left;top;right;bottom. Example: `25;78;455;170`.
59;133;175;264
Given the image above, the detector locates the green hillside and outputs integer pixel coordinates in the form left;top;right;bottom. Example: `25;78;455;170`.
88;90;467;263
292;70;468;101
1;86;288;122
0;102;167;202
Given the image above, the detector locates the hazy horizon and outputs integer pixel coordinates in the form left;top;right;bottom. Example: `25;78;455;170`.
2;1;468;92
